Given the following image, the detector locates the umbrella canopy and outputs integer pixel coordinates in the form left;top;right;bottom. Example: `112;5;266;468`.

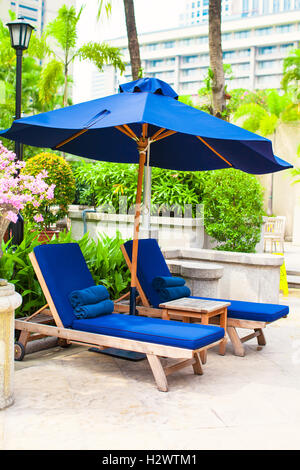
0;77;291;174
0;77;292;315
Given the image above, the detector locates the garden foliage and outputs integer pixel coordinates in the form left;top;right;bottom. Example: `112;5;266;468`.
0;228;130;317
21;152;76;228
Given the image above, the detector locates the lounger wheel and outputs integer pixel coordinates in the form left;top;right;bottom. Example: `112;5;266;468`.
14;342;25;361
57;338;71;348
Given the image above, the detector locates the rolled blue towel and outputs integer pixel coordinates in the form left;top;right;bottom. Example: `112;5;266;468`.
158;285;191;303
152;276;186;290
74;299;114;319
69;285;109;308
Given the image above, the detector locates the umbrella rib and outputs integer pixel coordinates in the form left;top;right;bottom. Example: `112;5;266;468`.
151;127;166;141
152;129;177;142
122;124;138;140
115;125;138;140
55;128;89;149
196;136;232;167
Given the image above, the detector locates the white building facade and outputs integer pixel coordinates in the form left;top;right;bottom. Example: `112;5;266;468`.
0;0;75;35
90;3;300;100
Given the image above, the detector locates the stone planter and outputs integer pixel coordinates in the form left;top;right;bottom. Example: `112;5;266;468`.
0;281;22;409
167;259;224;298
0;214;13;258
163;247;284;303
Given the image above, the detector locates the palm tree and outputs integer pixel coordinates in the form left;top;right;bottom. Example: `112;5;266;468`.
233;89;299;136
42;4;125;107
234;88;300;214
97;0;141;80
208;0;226;117
281;48;300;110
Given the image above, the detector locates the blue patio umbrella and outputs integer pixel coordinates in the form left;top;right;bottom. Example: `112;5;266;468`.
0;77;292;317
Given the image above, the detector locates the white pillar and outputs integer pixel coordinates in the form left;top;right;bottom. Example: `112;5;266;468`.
0;281;22;409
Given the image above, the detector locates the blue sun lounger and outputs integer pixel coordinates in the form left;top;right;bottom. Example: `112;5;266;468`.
14;242;225;392
119;239;289;357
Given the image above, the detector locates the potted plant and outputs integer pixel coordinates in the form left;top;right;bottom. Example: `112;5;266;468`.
0;141;55;255
21;152;76;241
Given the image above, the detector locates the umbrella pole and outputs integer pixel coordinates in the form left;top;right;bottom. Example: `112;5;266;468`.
130;141;147;315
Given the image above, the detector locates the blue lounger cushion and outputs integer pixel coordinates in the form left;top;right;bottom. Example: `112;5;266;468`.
34;243;96;328
72;313;225;350
74;299;114;319
33;242;224;351
69;285;109;308
152;276;186;289
158;286;191;302
191;296;289;323
123;239;289;323
124;239;174;307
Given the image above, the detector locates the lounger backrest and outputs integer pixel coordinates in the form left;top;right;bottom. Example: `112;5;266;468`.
33;243;95;327
123;239;171;307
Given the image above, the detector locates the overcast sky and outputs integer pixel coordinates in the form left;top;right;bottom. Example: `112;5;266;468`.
73;0;184;102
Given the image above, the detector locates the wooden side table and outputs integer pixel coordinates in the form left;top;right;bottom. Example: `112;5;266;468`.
159;297;230;364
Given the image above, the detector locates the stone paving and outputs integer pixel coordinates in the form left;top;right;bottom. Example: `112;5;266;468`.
0;289;299;450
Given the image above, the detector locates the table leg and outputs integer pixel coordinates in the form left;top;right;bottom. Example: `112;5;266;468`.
200;313;209;364
219;308;227;356
162;309;170;320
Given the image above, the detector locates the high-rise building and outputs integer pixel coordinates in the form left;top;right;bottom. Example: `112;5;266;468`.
0;0;76;35
89;1;300;100
179;0;233;26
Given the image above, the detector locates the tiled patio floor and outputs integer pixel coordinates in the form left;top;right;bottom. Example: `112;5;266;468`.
1;289;299;450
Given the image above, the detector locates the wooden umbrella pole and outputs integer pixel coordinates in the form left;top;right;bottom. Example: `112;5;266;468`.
130;138;147;315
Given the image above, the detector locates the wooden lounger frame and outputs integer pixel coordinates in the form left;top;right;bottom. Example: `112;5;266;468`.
14;251;224;392
116;244;271;357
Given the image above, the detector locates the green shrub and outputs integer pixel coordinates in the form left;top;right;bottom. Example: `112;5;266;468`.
0;228;130;317
21;152;76;228
71;159;209;215
202;169;264;252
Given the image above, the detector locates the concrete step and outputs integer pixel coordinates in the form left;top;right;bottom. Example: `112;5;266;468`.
287;275;300;289
287;269;300;277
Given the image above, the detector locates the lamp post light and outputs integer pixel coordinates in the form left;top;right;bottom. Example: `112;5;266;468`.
6;16;34;245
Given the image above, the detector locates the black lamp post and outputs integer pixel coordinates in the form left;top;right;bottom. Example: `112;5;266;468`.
6;16;34;245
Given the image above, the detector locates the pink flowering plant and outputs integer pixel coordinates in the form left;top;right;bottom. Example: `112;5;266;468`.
0;141;55;229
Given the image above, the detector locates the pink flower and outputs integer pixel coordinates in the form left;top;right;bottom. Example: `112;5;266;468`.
0;142;55;224
33;214;44;223
6;211;18;223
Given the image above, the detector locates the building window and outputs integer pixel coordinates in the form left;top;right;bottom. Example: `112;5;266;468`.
182;55;199;64
149;59;163;67
222;32;232;41
165;58;175;65
279;43;294;52
262;0;269;13
223;50;235;59
239;48;251;57
235;30;250;39
164;41;175;49
252;0;259;14
256;27;273;35
276;24;293;33
195;35;208;44
273;0;280;12
147;43;157;51
258;45;276;55
258;60;276;69
284;0;291;10
242;0;249;15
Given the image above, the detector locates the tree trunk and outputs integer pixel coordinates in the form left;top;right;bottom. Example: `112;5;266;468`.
63;63;69;107
123;0;141;81
209;0;226;118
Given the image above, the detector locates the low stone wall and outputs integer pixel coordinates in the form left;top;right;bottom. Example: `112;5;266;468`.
68;205;205;249
163;247;283;304
68;205;265;252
